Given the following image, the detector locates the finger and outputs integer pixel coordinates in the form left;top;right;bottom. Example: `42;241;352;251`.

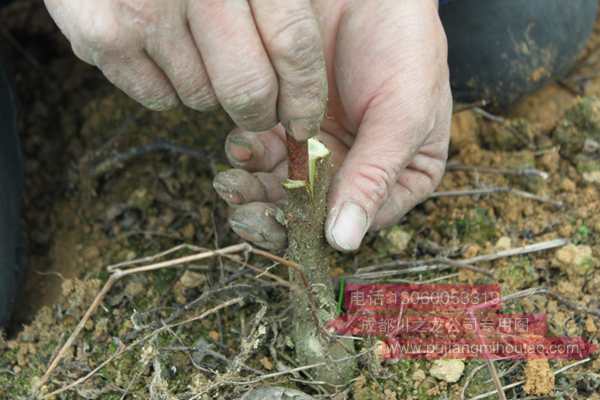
225;126;287;172
324;96;437;252
44;0;77;48
213;169;287;206
372;151;447;229
250;0;327;140
99;52;179;111
370;96;451;229
188;0;278;131
325;81;451;250
143;17;218;111
45;0;179;111
229;202;287;250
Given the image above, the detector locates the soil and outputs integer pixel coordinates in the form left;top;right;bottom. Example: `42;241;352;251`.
1;2;599;399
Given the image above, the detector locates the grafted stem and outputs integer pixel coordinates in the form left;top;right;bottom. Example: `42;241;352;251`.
283;136;355;386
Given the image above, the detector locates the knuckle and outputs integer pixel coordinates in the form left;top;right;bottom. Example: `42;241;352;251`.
82;17;120;53
218;74;277;127
268;15;323;77
111;73;178;111
349;162;395;209
144;96;178;111
179;85;217;111
116;0;161;27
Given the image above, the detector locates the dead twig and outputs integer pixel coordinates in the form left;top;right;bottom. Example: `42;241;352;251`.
41;297;244;399
351;263;494;279
86;139;210;178
453;100;489;114
472;107;535;149
484;359;507;400
37;242;328;393
446;162;549;180
428;187;563;208
357;238;568;274
473;107;505;123
500;287;600;318
36;243;249;392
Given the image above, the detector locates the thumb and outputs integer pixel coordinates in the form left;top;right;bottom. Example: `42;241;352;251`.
324;99;430;252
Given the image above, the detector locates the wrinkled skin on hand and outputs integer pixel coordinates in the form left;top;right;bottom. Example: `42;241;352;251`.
214;0;452;251
44;0;327;139
44;0;451;252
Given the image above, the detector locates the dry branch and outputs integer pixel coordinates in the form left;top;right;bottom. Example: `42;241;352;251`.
357;238;568;276
428;187;563;208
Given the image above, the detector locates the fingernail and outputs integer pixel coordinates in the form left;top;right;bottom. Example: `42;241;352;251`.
213;180;242;204
328;202;368;251
287;118;320;141
227;135;253;162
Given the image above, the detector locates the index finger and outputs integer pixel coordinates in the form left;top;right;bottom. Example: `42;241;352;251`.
250;0;327;141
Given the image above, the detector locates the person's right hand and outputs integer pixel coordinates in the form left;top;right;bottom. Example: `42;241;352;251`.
44;0;327;141
213;0;452;251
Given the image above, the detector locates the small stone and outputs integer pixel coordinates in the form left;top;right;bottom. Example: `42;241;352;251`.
125;281;144;298
429;359;465;383
374;340;391;363
128;187;152;209
463;244;481;259
199;207;211;226
412;369;426;384
181;223;196;240
495;236;512;251
259;357;273;370
208;330;220;342
583;171;600;183
82;246;100;261
558;224;574;238
84;319;94;331
560;178;576;192
539;148;560;173
241;387;315;400
585;316;597;334
380;226;413;254
555;244;596;276
524;359;555;396
179;271;207;289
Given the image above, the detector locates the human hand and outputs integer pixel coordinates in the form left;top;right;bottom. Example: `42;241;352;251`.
213;0;452;251
44;0;327;139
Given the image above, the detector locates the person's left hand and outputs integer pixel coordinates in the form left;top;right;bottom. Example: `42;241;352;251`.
213;0;452;251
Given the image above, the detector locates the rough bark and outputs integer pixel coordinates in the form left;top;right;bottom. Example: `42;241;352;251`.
283;138;355;386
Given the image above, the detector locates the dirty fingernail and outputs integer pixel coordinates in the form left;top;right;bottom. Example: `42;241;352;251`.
287;118;319;141
213;179;242;204
227;135;253;162
328;202;368;252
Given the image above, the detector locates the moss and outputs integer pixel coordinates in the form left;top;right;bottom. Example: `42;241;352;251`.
554;96;600;161
497;257;539;290
573;224;591;245
353;361;436;400
481;118;536;151
460;361;500;399
439;208;497;244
